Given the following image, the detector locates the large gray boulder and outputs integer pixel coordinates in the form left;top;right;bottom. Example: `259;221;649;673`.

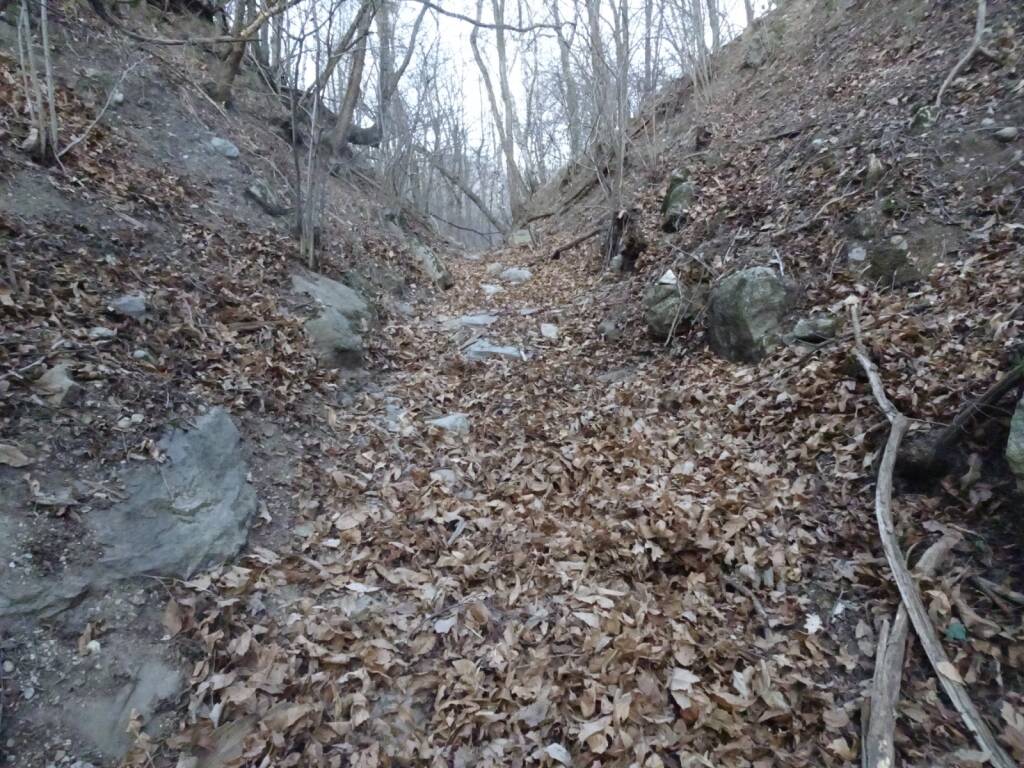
1007;397;1024;491
292;272;373;368
414;244;454;290
707;267;797;362
0;409;257;620
644;269;707;340
90;408;256;578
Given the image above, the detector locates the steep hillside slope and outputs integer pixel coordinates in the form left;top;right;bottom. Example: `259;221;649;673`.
0;6;452;766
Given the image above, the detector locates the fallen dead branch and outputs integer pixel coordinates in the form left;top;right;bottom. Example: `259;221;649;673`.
973;576;1024;607
865;532;959;768
59;59;145;160
849;298;1014;768
549;223;603;260
935;0;987;109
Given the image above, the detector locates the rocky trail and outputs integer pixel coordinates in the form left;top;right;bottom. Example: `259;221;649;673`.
104;239;1024;767
3;0;1024;766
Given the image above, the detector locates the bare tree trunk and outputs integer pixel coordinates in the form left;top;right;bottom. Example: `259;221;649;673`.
551;0;581;157
305;0;374;103
643;0;653;94
706;0;721;52
212;0;247;105
470;0;526;220
743;0;755;27
330;4;373;151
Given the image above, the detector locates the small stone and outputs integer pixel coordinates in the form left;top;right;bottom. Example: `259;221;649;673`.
88;326;117;340
981;117;996;128
84;640;101;655
791;316;839;343
132;349;151;360
499;267;532;283
2;660;13;673
865;154;884;185
210;137;240;158
598;316;622;341
848;245;867;262
464;339;526;361
23;686;35;700
111;90;125;106
482;284;504;297
34;363;78;406
995;126;1019;143
108;293;148;318
540;323;559;340
429;469;458;486
429;413;470;434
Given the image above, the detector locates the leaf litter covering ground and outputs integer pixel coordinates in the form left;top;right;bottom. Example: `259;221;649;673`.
125;2;1024;763
137;236;1024;768
2;2;1023;765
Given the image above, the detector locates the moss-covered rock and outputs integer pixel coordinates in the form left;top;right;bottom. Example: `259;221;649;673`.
661;170;697;233
708;267;797;362
644;270;707;340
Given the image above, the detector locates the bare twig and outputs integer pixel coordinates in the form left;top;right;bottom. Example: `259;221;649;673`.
865;533;959;768
549;223;603;260
782;189;859;236
935;0;988;109
849;299;1014;768
973;576;1024;607
410;0;561;33
58;59;145;159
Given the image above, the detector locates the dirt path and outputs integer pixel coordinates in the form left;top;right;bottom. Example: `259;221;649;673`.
142;247;886;768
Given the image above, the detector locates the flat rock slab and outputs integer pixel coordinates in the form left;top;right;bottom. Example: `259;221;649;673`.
74;657;183;758
445;313;499;329
509;229;534;247
90;407;257;579
482;284;504;297
0;408;256;620
429;413;471;433
210;137;240;158
464;339;527;362
500;267;533;283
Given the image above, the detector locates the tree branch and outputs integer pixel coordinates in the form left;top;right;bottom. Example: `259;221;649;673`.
865;532;959;768
409;0;562;32
849;299;1015;768
85;0;303;46
414;146;510;235
935;0;987;109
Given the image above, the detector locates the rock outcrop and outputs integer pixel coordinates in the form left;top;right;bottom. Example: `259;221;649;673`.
0;408;256;619
292;271;373;368
707;267;796;362
415;244;455;290
91;408;257;579
661;170;697;233
644;269;706;340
